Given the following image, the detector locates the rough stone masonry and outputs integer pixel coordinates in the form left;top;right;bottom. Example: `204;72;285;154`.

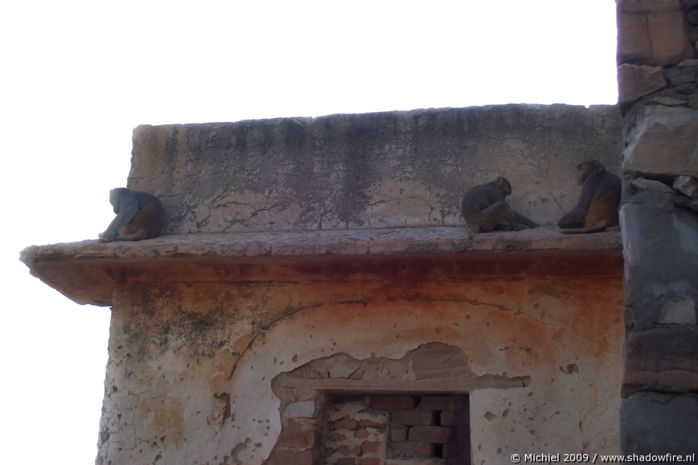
616;0;698;456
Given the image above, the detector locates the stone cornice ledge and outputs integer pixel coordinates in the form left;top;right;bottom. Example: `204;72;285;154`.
20;226;622;307
22;226;620;260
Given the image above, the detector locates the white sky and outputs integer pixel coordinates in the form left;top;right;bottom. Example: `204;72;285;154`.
0;1;617;463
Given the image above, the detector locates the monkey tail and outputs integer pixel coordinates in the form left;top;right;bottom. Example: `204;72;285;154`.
559;226;608;234
559;220;616;234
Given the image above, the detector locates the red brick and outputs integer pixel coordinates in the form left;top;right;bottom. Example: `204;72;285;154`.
408;425;453;443
443;441;467;459
387;441;434;459
361;441;380;454
355;428;369;439
390;409;433;426
357;418;387;430
266;448;314;465
278;418;317;448
390;425;407;442
333;417;358;431
419;395;468;411
335;445;361;456
455;426;470;442
327;431;346;442
278;428;316;449
360;458;381;465
370;395;417;410
441;410;468;426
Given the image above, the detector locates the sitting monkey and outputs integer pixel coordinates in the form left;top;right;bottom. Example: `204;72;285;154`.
461;177;538;233
99;188;164;242
558;160;621;234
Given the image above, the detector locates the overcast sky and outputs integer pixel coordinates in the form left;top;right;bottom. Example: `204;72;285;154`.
0;1;617;463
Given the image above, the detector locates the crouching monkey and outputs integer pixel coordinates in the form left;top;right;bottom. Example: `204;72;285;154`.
99;188;164;242
461;177;538;233
558;160;621;234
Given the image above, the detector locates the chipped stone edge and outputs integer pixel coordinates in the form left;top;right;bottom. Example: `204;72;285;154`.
20;226;621;264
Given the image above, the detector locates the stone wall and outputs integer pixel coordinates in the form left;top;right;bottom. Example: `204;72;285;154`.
93;258;624;465
128;105;621;234
616;0;698;456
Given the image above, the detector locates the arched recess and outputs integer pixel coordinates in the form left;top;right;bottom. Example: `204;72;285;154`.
221;296;557;465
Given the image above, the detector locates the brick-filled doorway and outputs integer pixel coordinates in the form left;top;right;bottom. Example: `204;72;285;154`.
323;394;470;465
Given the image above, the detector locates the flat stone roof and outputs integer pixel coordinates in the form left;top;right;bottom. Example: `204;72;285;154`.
21;226;622;307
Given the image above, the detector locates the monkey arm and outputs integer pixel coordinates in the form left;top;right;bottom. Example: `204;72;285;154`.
99;197;139;242
558;191;593;228
513;210;538;228
558;208;585;228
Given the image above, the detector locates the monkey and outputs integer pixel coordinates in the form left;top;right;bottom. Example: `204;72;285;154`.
461;177;538;233
99;188;164;242
558;160;621;234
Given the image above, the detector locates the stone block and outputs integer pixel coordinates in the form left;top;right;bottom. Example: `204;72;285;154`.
408;425;454;443
665;66;697;85
617;2;695;65
658;299;697;324
390;409;434;426
284;401;316;418
630;177;676;193
644;96;687;106
623;106;698;177
618;64;667;103
620;203;698;329
678;58;698;67
686;0;698;12
624;326;698;393
689;8;698;25
325;354;361;378
386;441;434;459
370;395;417;410
617;13;652;63
646;11;695;65
674;175;698;198
621;392;698;455
412;342;470;380
618;0;684;13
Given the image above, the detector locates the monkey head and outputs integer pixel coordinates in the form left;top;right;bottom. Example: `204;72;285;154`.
109;188;130;213
576;160;603;185
494;176;512;196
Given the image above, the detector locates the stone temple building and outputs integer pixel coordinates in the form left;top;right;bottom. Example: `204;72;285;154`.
20;2;698;464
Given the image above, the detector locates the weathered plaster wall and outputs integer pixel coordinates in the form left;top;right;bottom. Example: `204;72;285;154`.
616;0;698;456
96;263;624;465
128;105;622;234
